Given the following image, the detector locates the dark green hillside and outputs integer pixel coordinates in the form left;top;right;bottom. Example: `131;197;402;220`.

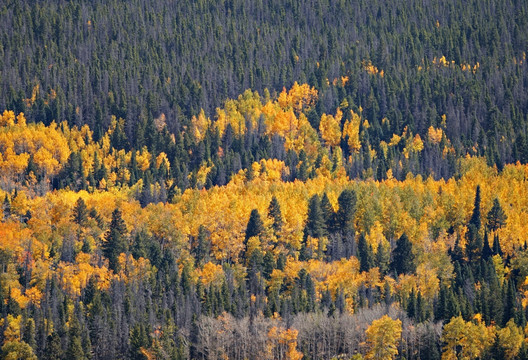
1;0;527;174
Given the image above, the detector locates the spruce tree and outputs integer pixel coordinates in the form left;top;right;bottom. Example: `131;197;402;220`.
320;192;336;233
193;225;210;265
492;234;503;256
43;332;63;360
391;233;416;275
245;209;264;241
65;318;87;360
482;231;493;259
268;196;283;234
335;189;357;233
469;185;482;230
304;194;326;239
358;233;374;272
487;197;507;231
72;197;88;226
103;208;128;272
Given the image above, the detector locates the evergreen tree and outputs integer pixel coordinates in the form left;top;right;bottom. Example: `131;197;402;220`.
335;189;357;233
193;225;210;265
320;192;336;233
482;232;493;260
304;194;326;239
72;197;88;226
469;185;482;230
391;233;416;275
487;198;507;231
129;323;149;360
245;209;264;241
465;223;482;263
65;318;87;360
103;208;128;272
358;233;374;272
268;196;283;234
503;279;517;326
492;234;503;256
43;332;63;360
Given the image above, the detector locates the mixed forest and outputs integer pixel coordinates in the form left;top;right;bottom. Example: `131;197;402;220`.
1;0;528;359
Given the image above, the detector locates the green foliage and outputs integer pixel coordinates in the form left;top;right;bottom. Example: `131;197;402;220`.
487;198;507;232
268;196;283;234
245;209;264;241
391;233;416;275
103;208;128;272
358;233;374;273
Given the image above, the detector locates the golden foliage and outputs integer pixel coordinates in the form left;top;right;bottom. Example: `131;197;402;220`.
365;315;402;360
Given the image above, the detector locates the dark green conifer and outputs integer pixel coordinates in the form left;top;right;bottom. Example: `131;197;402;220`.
103;208;128;272
391;233;416;275
245;209;264;241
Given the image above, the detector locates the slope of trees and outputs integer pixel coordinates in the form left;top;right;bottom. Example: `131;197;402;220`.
0;0;527;176
1;0;528;357
2;107;528;357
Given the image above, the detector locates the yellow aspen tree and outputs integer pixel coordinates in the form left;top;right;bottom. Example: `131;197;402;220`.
319;109;342;148
497;319;524;360
342;110;362;153
365;315;402;360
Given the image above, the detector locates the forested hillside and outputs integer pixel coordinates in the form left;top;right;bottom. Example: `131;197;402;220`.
1;0;528;174
1;0;528;359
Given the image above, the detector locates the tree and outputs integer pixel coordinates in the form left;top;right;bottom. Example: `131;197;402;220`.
43;332;63;360
365;315;402;360
390;233;415;275
65;318;88;360
1;341;37;360
72;197;88;226
304;194;326;239
497;319;524;360
335;189;357;233
465;223;482;263
245;209;264;241
469;185;482;230
268;196;283;234
358;233;374;272
193;225;210;265
320;192;336;233
487;198;507;232
103;208;128;272
441;316;494;360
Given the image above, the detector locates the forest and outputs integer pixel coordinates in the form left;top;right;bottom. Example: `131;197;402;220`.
0;0;528;359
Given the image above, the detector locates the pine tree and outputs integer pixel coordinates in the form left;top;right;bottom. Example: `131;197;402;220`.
503;279;516;326
391;233;416;275
65;318;87;360
304;194;326;239
493;234;503;256
335;189;357;233
43;332;63;360
358;233;374;272
469;185;482;230
268;196;283;234
72;197;88;226
103;208;128;272
482;231;493;259
465;223;482;263
487;198;507;231
193;225;210;265
129;323;149;360
245;209;264;241
407;288;416;319
320;192;336;233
